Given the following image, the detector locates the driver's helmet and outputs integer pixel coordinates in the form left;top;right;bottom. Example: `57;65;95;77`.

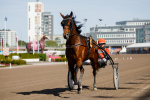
98;38;106;45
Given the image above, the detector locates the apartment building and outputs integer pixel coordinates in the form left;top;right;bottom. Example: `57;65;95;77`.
0;29;17;46
41;12;53;40
28;2;44;42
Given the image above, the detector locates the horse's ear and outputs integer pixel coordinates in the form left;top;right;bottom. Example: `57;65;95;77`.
70;11;73;17
60;13;65;18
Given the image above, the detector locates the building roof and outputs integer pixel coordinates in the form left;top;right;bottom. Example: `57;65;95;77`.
126;43;150;48
116;19;150;24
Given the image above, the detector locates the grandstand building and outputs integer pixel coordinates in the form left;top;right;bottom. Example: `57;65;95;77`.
126;43;150;54
86;19;150;54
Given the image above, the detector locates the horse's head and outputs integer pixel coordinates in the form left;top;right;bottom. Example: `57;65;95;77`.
60;12;74;39
42;35;50;40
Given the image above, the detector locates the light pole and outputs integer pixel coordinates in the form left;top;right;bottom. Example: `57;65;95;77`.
83;19;87;36
99;19;102;38
37;0;39;53
4;16;7;48
21;32;22;47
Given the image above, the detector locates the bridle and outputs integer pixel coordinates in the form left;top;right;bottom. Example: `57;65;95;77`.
62;18;73;39
62;18;88;49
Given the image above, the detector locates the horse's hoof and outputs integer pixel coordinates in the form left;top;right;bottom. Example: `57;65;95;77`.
93;88;97;91
78;90;82;94
73;85;78;90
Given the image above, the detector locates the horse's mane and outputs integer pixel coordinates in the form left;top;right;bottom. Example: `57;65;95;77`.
65;14;83;34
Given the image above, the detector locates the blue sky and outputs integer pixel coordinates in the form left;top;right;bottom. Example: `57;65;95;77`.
0;0;150;42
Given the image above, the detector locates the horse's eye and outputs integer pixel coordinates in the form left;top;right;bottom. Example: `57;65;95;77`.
68;20;71;25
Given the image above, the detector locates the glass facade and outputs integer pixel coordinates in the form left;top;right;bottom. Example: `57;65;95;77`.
136;29;145;43
144;24;150;42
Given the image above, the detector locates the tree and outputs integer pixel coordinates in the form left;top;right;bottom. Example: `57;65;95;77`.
6;43;8;46
45;40;58;47
59;43;66;47
0;42;8;46
18;40;27;46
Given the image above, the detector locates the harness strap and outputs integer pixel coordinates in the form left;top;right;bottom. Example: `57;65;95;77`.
66;34;87;48
83;37;91;62
66;43;86;48
66;34;91;61
93;45;102;59
83;47;91;62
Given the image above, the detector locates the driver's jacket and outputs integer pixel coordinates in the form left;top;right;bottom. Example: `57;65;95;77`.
98;48;110;58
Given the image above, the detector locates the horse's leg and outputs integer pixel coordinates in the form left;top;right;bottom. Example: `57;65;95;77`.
91;60;97;90
78;65;84;94
73;65;78;89
76;58;84;93
93;68;97;90
41;48;43;53
68;61;77;90
42;48;44;53
27;49;29;53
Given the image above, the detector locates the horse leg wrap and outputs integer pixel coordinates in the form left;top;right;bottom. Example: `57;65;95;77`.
78;73;83;93
73;85;78;90
93;75;97;91
74;66;78;85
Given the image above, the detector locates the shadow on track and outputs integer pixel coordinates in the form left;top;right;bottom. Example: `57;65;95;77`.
97;87;135;90
136;89;150;100
93;89;150;99
16;87;70;98
93;96;118;98
16;85;90;98
125;82;145;84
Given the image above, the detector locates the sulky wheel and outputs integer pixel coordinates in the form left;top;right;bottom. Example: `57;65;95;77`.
113;64;119;89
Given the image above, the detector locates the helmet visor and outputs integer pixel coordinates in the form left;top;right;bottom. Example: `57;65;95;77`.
99;43;105;45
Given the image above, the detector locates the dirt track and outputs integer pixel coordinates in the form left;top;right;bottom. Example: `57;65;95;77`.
0;54;150;100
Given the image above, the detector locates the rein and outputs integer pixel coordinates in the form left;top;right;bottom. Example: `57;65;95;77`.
92;40;114;65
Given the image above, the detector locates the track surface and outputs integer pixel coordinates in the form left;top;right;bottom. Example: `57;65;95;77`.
0;54;150;100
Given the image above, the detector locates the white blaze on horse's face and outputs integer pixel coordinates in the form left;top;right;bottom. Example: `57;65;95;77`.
63;26;71;39
61;21;71;39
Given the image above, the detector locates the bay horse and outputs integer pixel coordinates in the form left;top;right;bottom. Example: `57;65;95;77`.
60;12;100;93
26;35;49;53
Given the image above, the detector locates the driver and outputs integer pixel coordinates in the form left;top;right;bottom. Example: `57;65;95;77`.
97;38;110;68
